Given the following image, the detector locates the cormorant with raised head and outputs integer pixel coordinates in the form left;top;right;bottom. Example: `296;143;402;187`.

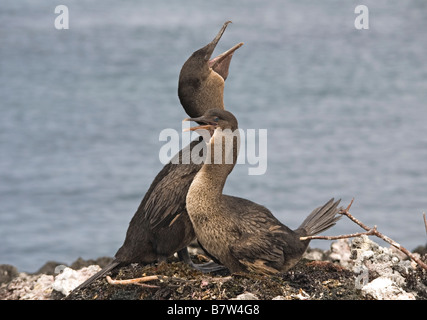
72;22;242;292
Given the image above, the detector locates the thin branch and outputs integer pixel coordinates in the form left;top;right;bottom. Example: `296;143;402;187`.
105;274;209;287
300;228;376;241
106;275;161;288
424;212;427;235
300;198;427;271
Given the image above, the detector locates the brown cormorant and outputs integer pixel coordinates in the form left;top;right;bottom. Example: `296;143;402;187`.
72;22;242;292
184;109;341;274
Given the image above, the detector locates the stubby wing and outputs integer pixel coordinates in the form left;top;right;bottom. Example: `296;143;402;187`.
139;139;203;230
223;196;290;274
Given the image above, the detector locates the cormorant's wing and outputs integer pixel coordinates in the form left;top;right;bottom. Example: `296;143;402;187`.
230;232;285;274
138;138;203;229
222;196;297;274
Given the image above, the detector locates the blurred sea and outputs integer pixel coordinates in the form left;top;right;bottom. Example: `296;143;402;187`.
1;0;426;272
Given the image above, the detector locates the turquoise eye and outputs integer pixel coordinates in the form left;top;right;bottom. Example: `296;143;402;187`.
214;117;220;122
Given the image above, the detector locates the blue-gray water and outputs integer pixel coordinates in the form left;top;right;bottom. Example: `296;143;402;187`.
1;1;426;272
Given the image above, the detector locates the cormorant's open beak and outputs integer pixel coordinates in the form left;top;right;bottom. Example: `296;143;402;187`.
209;42;243;81
203;21;244;81
182;116;217;133
203;21;232;61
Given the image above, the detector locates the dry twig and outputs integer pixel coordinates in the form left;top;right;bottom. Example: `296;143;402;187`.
424;212;427;235
106;275;161;288
105;274;216;287
300;198;427;271
300;228;376;241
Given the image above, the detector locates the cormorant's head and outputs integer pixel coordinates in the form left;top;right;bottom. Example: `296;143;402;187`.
178;21;243;118
184;109;240;166
183;108;238;135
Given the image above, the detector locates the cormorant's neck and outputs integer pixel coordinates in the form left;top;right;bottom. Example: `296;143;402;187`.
179;71;225;118
187;129;239;204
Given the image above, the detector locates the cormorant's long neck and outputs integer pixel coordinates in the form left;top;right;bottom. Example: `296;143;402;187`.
187;72;225;117
187;129;239;207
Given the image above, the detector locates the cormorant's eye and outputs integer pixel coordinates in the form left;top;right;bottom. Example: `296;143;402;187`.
214;117;220;122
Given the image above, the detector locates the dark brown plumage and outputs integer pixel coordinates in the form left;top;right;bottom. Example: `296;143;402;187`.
72;22;242;292
179;21;243;118
185;109;342;274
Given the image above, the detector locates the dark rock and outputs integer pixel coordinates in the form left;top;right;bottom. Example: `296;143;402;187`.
70;256;114;270
413;244;427;256
35;261;66;275
0;265;19;284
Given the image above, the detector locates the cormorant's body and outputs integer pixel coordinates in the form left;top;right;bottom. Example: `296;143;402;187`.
185;109;341;274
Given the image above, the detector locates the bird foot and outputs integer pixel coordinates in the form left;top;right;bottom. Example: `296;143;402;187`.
177;247;227;273
190;260;228;273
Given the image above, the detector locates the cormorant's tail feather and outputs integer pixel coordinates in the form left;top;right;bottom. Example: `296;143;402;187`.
298;198;341;237
70;261;120;293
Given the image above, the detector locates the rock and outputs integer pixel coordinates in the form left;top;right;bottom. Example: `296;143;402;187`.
52;265;102;296
413;243;427;255
70;257;113;270
303;247;326;261
36;261;67;275
350;235;413;286
0;264;102;300
362;277;416;300
329;239;352;268
348;235;422;299
231;292;259;300
389;245;409;261
0;265;19;284
0;273;54;300
21;274;54;300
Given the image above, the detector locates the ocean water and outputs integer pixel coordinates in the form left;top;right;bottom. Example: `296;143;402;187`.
1;0;426;272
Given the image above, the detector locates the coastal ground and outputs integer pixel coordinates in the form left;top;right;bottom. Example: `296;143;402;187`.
1;238;426;301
